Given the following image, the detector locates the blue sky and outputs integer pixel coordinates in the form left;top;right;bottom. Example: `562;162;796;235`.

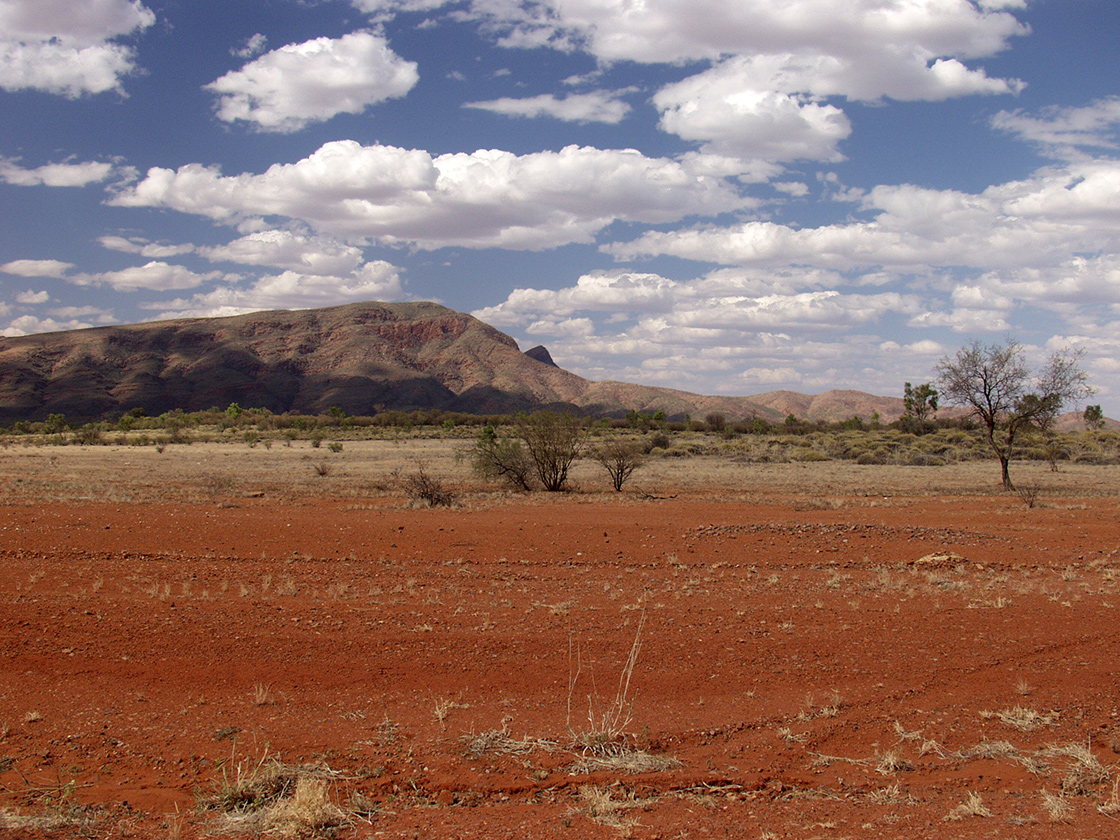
2;0;1120;413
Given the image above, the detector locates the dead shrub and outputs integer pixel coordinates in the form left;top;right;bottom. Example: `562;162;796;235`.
394;462;456;507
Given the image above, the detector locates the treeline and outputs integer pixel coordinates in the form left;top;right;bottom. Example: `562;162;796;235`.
0;402;970;441
2;403;1118;476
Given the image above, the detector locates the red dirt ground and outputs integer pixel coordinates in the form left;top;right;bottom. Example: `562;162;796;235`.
3;481;1120;838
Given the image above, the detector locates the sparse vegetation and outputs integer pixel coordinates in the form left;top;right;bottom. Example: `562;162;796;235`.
591;437;646;491
567;611;645;755
395;461;457;507
517;411;587;492
469;424;535;490
202;750;346;837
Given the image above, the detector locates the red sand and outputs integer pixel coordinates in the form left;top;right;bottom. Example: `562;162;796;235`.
2;491;1120;838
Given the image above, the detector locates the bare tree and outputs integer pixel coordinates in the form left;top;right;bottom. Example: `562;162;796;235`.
936;340;1092;489
517;411;587;492
592;438;646;491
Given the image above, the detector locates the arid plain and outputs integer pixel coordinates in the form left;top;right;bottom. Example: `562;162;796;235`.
2;439;1119;838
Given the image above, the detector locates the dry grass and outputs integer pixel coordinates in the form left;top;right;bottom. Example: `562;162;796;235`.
567;611;645;755
1040;789;1073;823
202;748;347;837
569;750;681;776
1099;777;1120;817
981;705;1059;731
251;683;278;706
874;750;913;776
433;697;469;727
460;727;556;758
221;775;345;838
573;785;644;831
3;440;1119;503
945;791;992;820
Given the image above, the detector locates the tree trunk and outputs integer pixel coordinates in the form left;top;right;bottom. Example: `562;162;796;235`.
999;454;1013;490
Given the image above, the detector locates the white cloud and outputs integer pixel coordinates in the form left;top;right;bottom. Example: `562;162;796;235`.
199;230;366;276
475;267;921;395
98;236;195;258
71;261;237;292
464;91;630;123
774;181;810;197
1;259;74;278
2;314;95;336
111;140;747;250
233;33;268;59
476;273;678;331
647;33;1021;170
49;305;113;320
654;67;851;164
461;0;1026;70
0;157;114;187
351;0;450;15
205;31;419;132
15;289;49;304
145;260;404;320
607;159;1120;273
0;0;155;96
427;2;1026;175
993;97;1120;155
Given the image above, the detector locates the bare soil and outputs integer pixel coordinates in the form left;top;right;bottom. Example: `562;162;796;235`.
2;442;1119;838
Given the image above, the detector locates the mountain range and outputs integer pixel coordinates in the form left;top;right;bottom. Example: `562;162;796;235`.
0;300;941;425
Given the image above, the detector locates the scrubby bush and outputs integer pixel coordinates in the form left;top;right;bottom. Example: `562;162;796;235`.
592;438;646;491
470;425;535;491
396;462;456;507
517;412;586;492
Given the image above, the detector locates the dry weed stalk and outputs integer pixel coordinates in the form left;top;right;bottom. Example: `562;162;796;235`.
251;683;278;706
433;697;469;727
1099;777;1120;817
567;611;645;755
875;750;913;776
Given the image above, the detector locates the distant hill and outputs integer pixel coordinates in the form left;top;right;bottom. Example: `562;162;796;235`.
0;302;589;422
0;300;1095;428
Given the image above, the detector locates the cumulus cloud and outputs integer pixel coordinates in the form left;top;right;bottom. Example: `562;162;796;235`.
110;140;747;250
654;70;851;165
1;314;97;337
351;0;450;15
1;259;75;278
145;260;404;320
15;289;50;304
607;159;1120;273
370;2;1025;174
476;0;1025;66
464;91;631;123
0;157;114;187
205;31;419;132
0;0;155;96
198;230;367;276
71;261;238;292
